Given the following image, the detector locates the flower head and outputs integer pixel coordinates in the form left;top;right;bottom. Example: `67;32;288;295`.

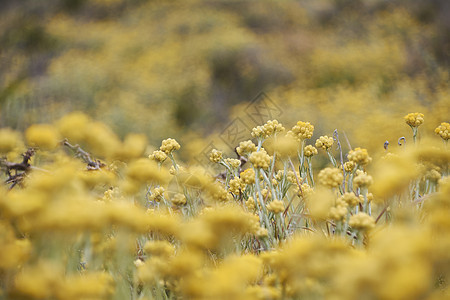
236;140;257;156
349;212;375;231
348;147;372;166
290;121;314;140
25;124;60;150
267;200;284;214
251;120;285;139
249;149;272;169
240;168;256;185
209;149;223;163
353;170;373;188
149;150;167;163
404;112;424;127
160;138;180;154
315;135;333;150
435;122;450;140
304;145;318;157
318;167;343;188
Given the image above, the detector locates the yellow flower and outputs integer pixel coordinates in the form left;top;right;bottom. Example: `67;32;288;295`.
251;120;285;139
404;112;424;127
434;122;450;140
0;128;22;154
249;149;272;169
236;140;257;156
329;199;348;221
144;240;174;258
240;168;256;185
209;149;223;163
340;192;360;207
149;186;165;202
344;161;356;172
160;138;180;154
225;158;241;169
171;193;186;205
304;145;318;157
315;135;333;150
349;212;375;231
149;150;168;163
353;170;373;188
348;147;372;166
318;167;343;188
25;124;60;150
229;177;244;194
290;121;314;140
267;199;284;214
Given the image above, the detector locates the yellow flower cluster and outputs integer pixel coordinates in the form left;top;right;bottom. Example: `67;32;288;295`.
404;112;424;127
435;122;450;140
315;135;333;150
344;161;356;172
240;168;256;185
290;121;314;140
209;149;223;163
25;124;60;150
1;112;449;300
148;150;167;163
225;158;241;169
249;149;272;169
149;186;165;202
304;145;318;157
353;170;373;188
251;120;285;139
144;240;174;258
171;193;186;205
228;177;244;194
0;128;22;154
340;192;360;207
267;200;284;214
236;140;257;156
348;147;372;166
328;198;348;221
287;170;301;184
318;167;343;188
349;212;375;231
160;138;180;154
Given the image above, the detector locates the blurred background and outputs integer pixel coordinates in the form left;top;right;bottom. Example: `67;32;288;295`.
0;0;449;160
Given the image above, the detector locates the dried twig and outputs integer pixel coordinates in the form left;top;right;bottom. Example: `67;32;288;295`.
62;139;105;170
0;148;35;189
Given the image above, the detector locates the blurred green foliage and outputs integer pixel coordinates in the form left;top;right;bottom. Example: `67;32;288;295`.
0;0;449;155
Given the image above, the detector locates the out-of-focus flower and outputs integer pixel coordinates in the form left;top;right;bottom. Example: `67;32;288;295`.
318;167;343;188
25;124;60;150
0;128;22;153
267;200;284;214
349;213;375;231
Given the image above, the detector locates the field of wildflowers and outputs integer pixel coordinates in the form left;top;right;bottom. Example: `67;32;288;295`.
0;112;449;299
1;0;450;299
